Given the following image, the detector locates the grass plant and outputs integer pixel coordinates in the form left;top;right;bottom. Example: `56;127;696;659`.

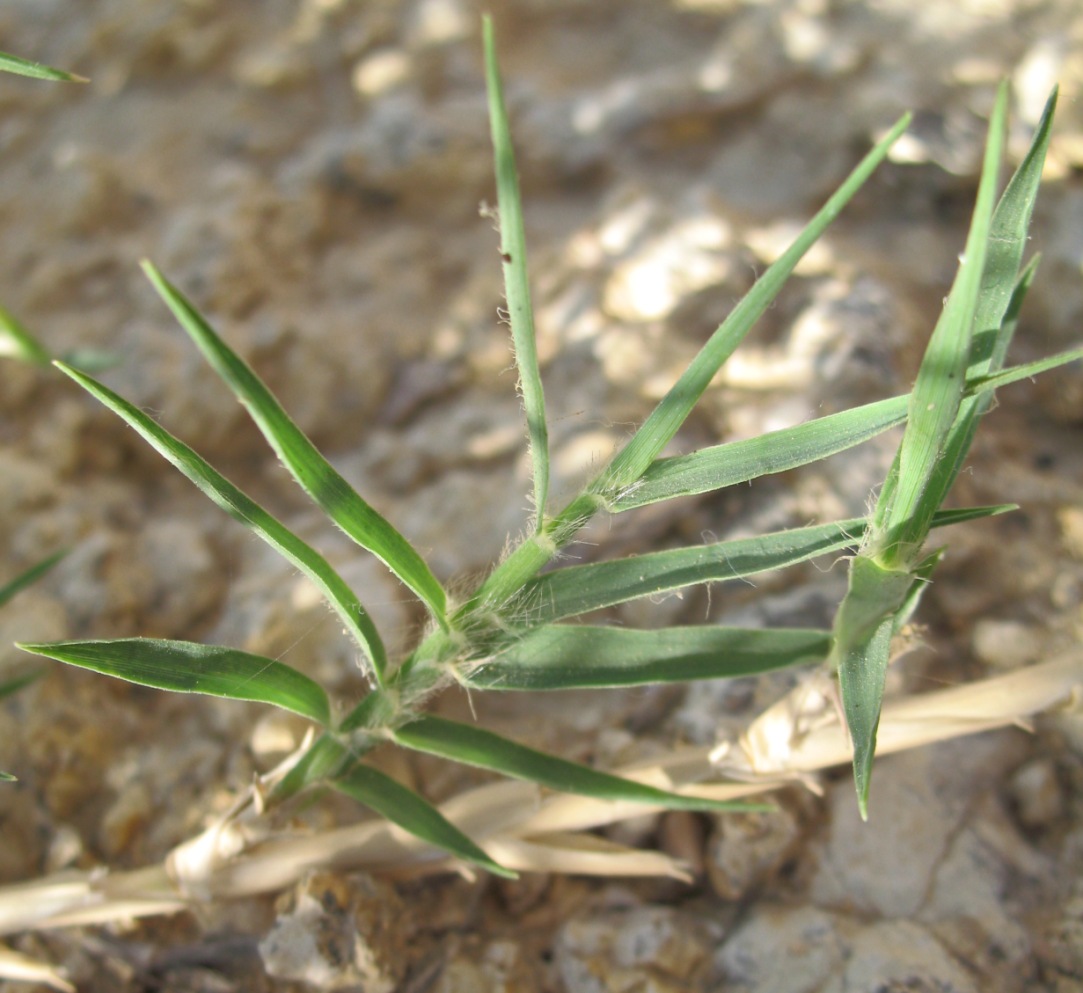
12;20;1082;882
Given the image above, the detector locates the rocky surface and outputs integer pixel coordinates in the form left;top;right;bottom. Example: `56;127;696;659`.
1;1;1083;991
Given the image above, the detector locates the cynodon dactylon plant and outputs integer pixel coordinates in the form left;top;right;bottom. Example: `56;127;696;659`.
15;19;1083;879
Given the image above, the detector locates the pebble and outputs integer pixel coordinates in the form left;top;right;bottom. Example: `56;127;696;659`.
706;802;805;901
556;904;721;993
714;904;852;993
1009;758;1064;829
259;872;406;992
972;618;1040;670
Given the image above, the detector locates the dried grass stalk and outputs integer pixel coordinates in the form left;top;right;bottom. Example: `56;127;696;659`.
0;651;1077;946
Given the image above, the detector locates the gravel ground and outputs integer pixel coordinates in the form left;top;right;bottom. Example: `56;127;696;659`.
1;2;1083;991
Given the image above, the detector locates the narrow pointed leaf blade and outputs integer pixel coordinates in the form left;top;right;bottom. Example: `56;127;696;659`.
841;546;945;817
838;613;894;820
591;112;911;499
522;520;870;625
0;51;86;82
0;551;66;608
393;715;767;812
612;394;909;511
927;504;1016;526
905;97;1059;544
53;361;388;682
831;555;916;818
483;17;549;524
905;348;1083;550
142;262;448;628
17;638;331;725
968;346;1083;394
972;87;1057;377
466;624;830;690
465;114;911;611
868;338;1039;523
334;764;516;878
877;85;1008;558
514;506;1005;626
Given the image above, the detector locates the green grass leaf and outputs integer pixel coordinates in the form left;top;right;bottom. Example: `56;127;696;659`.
972;88;1057;377
0;50;86;83
520;520;868;625
483;17;550;526
141;262;449;630
612;395;909;511
17;638;332;725
334;764;516;878
0;551;66;608
0;771;15;782
969;346;1083;394
271;732;350;800
837;550;942;819
610;353;1039;514
836;86;1063;818
394;715;769;811
875;84;1008;562
465;110;911;614
54;361;389;683
836;607;896;820
465;624;831;690
513;505;1008;625
877;93;1058;554
590;112;912;501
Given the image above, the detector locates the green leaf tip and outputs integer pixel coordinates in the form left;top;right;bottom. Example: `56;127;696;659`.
139;259;449;632
18;638;333;726
482;16;551;527
591;110;911;499
52;358;390;685
836;82;1064;819
394;716;770;814
0;50;87;83
334;765;516;878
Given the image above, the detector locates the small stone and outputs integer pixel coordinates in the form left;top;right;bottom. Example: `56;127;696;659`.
827;920;980;993
1009;759;1064;829
918;801;1041;991
808;736;1026;918
706;803;804;901
556;904;720;993
259;872;407;992
714;904;851;993
1038;878;1083;981
972;619;1039;670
